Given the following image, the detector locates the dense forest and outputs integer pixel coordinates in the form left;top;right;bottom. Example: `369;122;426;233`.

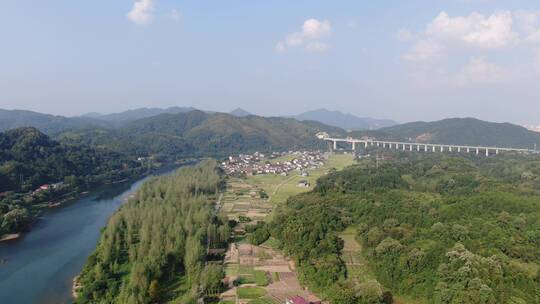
375;118;540;149
0;109;111;135
0;127;145;237
59;111;344;160
268;153;540;303
75;160;231;303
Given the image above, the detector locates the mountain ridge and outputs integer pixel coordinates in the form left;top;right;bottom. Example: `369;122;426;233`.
375;117;540;149
294;108;397;130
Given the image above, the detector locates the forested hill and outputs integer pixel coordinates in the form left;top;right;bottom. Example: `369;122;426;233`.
81;106;197;125
59;110;345;159
75;160;229;303
268;153;540;303
0;109;111;135
0;127;141;193
377;118;540;149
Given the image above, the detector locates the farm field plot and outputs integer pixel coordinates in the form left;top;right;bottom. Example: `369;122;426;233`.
221;178;273;222
218;152;354;304
220;242;320;304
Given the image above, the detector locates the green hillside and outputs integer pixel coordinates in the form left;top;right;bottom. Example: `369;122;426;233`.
59;111;345;159
268;153;540;303
0;127;144;237
377;118;540;149
0;109;111;135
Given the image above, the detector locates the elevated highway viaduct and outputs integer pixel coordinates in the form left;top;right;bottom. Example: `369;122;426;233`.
322;137;536;157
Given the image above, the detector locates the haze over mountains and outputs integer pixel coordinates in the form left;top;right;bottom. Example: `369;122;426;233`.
0;107;395;133
294;108;397;130
377;118;540;149
82;107;196;125
1;107;539;150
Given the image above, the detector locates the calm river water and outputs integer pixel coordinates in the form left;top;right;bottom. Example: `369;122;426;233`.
0;166;179;304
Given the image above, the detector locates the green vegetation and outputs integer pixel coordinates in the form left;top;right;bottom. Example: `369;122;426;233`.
75;160;230;303
237;287;267;299
235;266;269;286
374;117;540;149
248;298;275;304
268;153;540;303
59;111;345;160
0;109;111;135
0;127;144;237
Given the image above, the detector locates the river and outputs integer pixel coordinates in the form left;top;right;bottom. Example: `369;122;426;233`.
0;166;180;304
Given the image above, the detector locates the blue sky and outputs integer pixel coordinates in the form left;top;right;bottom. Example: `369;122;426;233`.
0;0;539;124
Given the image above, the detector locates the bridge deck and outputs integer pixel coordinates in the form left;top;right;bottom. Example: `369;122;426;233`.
323;138;535;153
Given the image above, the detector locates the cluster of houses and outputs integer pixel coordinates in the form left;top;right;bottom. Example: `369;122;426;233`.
221;151;326;176
32;182;65;196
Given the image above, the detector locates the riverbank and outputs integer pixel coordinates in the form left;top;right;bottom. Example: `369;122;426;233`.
0;160;197;243
0;234;21;242
0;164;185;304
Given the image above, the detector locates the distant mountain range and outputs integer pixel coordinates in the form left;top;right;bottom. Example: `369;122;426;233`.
82;106;197;125
229;108;252;117
0;109;110;135
293;108;397;130
1;107;539;150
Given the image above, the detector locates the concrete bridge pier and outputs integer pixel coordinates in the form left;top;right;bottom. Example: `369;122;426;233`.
458;147;461;153
410;144;413;151
486;149;489;157
333;141;337;150
432;146;436;152
352;142;356;150
476;148;479;155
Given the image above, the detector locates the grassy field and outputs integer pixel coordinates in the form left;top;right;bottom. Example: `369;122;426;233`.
236;266;269;286
247;153;355;204
339;227;428;304
238;287;267;299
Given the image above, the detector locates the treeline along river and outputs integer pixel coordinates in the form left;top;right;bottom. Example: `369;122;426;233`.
0;165;182;304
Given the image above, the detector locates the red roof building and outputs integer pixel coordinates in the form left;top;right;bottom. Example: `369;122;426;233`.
286;296;309;304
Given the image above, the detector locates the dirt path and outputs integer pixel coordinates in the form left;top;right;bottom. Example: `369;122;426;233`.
271;175;297;196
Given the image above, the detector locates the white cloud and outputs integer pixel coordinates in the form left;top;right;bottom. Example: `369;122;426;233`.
514;11;540;43
127;0;156;25
302;19;331;39
426;11;519;49
276;19;332;53
535;49;540;71
403;40;445;62
275;42;286;54
347;20;359;29
169;9;181;22
395;28;414;42
455;57;508;86
399;10;540;87
305;42;330;53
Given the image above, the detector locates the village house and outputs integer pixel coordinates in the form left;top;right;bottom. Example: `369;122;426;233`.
285;296;321;304
297;180;310;188
221;150;326;176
